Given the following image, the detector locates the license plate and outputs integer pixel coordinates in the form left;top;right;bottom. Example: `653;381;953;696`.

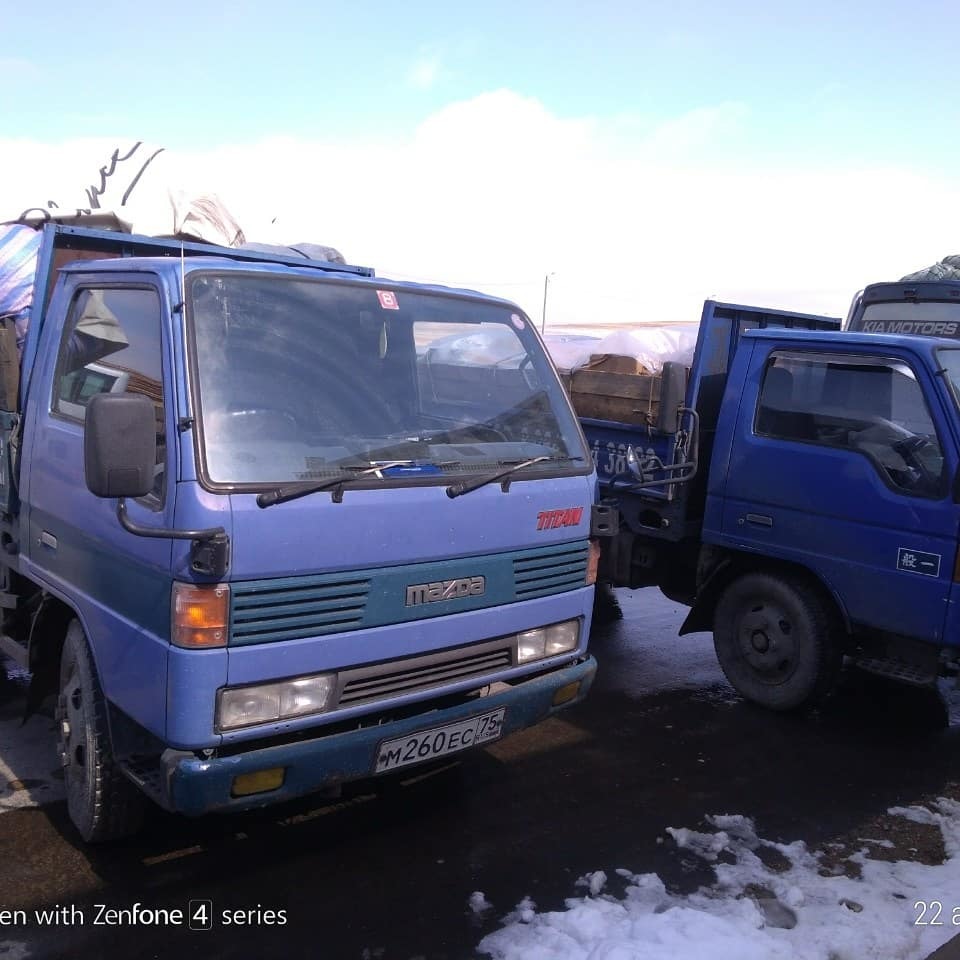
374;708;506;773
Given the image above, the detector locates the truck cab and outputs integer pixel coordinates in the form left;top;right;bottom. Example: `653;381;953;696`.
0;223;600;841
700;326;960;705
574;297;960;711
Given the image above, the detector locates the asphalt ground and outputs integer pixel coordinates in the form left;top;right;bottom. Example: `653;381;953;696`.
0;587;957;960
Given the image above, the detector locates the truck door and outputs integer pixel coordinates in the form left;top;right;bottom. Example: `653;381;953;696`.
21;276;174;731
717;346;958;644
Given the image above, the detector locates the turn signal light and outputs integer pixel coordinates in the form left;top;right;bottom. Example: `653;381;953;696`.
231;767;285;797
172;582;229;648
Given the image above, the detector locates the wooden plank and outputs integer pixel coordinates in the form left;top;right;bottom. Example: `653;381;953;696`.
568;370;660;402
569;394;659;424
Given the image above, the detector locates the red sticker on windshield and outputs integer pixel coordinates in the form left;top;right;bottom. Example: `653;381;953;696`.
377;290;399;310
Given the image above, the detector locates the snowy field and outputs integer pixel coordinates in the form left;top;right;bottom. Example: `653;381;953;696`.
471;587;960;960
2;598;958;960
474;796;960;960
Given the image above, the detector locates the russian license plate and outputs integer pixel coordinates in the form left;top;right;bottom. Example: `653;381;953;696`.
374;708;506;773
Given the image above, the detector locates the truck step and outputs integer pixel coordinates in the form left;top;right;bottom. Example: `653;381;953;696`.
853;656;938;686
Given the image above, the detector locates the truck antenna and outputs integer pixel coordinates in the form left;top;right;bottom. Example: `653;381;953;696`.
180;241;186;311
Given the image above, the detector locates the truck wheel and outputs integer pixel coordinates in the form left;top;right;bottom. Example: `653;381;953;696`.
56;621;144;842
713;573;841;711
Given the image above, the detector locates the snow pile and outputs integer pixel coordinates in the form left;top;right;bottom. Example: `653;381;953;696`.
469;891;494;916
477;802;960;960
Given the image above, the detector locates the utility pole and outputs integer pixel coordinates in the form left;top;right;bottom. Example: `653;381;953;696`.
541;272;553;334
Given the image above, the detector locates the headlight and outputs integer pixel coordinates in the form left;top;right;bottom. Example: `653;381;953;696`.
516;619;580;664
517;628;547;663
217;673;337;731
545;620;579;656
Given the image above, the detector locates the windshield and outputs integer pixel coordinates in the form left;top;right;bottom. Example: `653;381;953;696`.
855;301;960;337
187;273;587;487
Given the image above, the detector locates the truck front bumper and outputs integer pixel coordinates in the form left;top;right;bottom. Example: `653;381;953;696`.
160;656;596;817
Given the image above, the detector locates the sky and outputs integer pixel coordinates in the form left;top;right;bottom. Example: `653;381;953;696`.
3;0;960;328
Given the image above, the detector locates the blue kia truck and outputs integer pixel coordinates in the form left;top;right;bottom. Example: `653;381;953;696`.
0;221;601;842
572;297;960;710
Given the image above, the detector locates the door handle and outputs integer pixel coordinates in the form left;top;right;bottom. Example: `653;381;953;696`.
39;531;58;549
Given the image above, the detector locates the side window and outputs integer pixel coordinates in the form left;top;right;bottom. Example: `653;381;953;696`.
756;351;945;498
53;287;166;506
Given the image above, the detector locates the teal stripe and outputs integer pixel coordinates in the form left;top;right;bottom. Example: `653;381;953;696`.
229;540;589;646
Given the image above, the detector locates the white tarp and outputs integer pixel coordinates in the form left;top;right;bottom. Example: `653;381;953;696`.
547;323;700;374
9;141;245;247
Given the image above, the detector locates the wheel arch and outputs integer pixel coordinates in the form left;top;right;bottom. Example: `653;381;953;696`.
679;548;851;640
25;585;102;717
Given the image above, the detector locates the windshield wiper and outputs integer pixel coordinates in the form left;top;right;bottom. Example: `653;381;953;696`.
446;456;580;499
257;462;409;508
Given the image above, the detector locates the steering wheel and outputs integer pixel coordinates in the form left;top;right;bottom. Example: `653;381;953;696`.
891;435;943;492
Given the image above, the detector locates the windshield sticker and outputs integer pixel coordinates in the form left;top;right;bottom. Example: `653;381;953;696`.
377;290;399;310
897;547;941;577
511;313;525;329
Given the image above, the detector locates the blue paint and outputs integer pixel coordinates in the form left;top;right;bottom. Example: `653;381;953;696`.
582;296;960;699
165;656;596;816
4;223;598;830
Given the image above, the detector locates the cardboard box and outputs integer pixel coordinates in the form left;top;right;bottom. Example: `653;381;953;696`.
582;353;652;376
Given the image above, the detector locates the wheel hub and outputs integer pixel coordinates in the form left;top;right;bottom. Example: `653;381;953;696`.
58;668;87;785
737;601;798;682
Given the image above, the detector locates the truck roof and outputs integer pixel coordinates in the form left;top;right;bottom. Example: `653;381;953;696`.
740;324;960;354
23;222;517;310
861;280;960;302
57;253;523;309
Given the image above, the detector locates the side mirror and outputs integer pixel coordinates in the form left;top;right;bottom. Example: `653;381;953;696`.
656;361;687;434
84;393;157;499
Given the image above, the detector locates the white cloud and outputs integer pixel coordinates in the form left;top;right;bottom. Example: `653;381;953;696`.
1;93;958;331
407;56;441;90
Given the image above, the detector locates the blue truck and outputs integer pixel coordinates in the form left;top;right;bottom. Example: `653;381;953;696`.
572;295;960;710
0;220;602;841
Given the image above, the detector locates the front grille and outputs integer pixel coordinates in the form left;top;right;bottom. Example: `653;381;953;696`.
231;573;371;645
513;542;589;600
338;641;513;707
228;539;589;646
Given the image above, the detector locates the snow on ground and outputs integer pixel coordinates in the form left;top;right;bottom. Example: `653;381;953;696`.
477;801;960;960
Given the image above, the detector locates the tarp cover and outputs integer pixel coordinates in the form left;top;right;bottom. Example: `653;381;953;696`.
547;324;700;374
241;241;346;265
0;223;40;320
3;140;347;348
0;223;42;346
901;255;960;282
11;141;245;247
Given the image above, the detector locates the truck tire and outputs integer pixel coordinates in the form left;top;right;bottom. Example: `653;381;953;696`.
712;572;841;711
56;621;144;842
